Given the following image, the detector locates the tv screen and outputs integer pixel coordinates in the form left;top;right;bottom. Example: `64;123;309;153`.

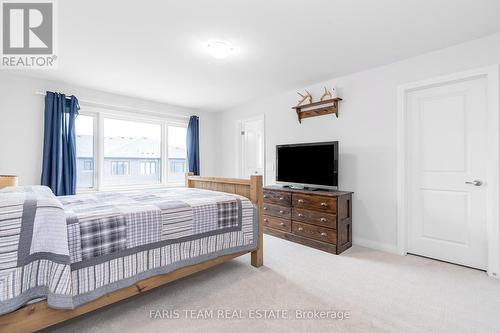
276;142;338;188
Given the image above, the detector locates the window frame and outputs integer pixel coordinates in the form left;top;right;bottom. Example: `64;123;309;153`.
140;160;157;175
83;159;93;171
76;107;188;193
169;159;187;174
111;161;130;176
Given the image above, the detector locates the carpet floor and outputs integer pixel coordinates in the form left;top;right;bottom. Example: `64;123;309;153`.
42;235;500;333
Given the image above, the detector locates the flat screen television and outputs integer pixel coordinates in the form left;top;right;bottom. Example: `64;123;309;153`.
276;141;338;189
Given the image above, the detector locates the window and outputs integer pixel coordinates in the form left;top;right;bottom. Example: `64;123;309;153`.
75;110;187;190
140;161;157;175
167;125;187;183
75;115;94;189
111;161;130;175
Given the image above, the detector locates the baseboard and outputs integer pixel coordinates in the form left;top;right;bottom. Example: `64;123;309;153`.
352;237;398;254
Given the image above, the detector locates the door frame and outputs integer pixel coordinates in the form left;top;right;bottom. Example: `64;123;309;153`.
397;65;500;277
237;114;265;182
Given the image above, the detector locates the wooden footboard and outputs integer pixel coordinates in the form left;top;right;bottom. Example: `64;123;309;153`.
0;174;263;333
185;173;263;267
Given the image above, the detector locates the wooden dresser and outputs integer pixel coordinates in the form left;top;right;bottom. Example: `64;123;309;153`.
263;186;353;254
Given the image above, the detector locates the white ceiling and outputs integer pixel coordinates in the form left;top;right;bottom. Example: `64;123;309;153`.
10;0;500;111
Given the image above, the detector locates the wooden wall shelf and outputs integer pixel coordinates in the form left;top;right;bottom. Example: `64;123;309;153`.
292;98;342;123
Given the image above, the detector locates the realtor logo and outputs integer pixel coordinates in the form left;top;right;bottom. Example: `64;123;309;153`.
1;0;57;68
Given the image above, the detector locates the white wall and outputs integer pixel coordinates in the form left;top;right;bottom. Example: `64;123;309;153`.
214;33;500;252
0;73;217;185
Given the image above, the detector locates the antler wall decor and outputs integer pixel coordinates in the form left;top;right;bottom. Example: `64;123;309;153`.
296;90;313;106
320;87;333;101
292;87;342;123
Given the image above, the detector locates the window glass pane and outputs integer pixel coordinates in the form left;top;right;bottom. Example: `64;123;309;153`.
103;118;161;186
76;115;94;188
168;125;187;183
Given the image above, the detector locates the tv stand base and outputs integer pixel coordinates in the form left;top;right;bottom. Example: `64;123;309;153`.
283;185;337;192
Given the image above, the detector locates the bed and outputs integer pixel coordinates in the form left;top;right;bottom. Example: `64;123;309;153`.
0;174;263;332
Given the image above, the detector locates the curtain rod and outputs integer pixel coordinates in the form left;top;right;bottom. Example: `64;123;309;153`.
34;91;191;119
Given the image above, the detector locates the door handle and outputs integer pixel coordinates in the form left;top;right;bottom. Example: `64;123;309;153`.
465;180;483;186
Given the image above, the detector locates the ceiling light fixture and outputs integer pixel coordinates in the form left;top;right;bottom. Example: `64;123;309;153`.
207;41;234;59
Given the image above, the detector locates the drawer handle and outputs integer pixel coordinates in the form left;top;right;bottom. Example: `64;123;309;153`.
279;222;285;226
263;194;268;198
297;227;304;231
320;232;328;237
279;210;284;214
279;197;284;200
320;218;327;222
298;199;304;203
298;213;304;217
320;202;328;207
264;218;268;222
263;207;268;210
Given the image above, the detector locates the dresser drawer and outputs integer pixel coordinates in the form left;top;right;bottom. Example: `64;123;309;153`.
263;215;291;232
263;190;291;206
262;203;291;219
292;194;336;213
292;208;337;229
292;221;337;244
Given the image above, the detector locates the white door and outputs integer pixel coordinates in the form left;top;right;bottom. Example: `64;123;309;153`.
239;116;264;178
407;76;488;270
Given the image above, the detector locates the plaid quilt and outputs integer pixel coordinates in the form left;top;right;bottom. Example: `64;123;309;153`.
0;186;257;315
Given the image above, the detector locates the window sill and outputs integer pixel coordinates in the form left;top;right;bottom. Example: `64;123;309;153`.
76;182;185;194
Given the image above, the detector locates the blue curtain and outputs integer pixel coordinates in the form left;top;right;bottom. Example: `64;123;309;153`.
186;115;200;175
41;92;80;196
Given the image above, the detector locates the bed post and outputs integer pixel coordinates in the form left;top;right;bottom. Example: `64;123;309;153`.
185;172;194;187
250;175;263;267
